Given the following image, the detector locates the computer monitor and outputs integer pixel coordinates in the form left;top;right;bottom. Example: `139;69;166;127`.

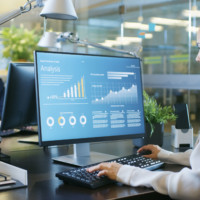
34;51;145;166
1;62;37;132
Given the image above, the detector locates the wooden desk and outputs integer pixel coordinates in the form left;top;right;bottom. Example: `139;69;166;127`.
0;133;183;200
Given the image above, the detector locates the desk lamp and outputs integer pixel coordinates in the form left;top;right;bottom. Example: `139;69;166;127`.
40;0;78;20
57;32;141;57
0;0;43;25
38;32;61;49
37;1;139;57
38;31;141;57
0;0;77;25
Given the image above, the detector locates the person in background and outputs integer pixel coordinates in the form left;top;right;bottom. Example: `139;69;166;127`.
87;30;200;200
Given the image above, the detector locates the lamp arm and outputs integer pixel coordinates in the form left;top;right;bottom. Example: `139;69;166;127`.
59;32;141;58
0;8;24;25
0;0;43;25
78;40;139;57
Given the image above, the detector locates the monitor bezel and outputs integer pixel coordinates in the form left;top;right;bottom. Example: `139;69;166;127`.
1;62;37;131
34;50;145;147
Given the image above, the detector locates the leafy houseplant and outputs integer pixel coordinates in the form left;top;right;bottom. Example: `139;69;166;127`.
1;25;41;62
143;90;177;138
133;91;177;147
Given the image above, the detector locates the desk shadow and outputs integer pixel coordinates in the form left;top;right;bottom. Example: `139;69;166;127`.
56;182;111;200
55;181;155;200
29;179;171;200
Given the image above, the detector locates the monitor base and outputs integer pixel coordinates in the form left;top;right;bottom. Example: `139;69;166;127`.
53;142;118;166
53;151;118;167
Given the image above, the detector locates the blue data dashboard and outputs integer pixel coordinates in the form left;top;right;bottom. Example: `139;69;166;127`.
35;52;145;144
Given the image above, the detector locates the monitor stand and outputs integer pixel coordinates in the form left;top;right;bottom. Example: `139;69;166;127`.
53;143;118;167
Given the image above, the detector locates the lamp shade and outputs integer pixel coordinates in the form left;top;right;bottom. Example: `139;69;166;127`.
38;32;61;49
40;0;78;20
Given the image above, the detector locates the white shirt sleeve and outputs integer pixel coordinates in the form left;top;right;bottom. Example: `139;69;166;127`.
116;143;200;200
117;165;200;200
157;148;192;166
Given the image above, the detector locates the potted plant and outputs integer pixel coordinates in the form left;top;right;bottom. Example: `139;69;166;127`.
134;91;177;147
1;25;41;62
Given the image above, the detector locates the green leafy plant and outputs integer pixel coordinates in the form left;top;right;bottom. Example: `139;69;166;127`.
143;90;177;136
1;25;41;62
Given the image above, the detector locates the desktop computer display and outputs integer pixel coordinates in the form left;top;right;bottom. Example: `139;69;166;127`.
34;51;145;165
1;62;37;132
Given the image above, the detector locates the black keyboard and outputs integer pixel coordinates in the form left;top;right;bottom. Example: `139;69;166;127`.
56;154;164;189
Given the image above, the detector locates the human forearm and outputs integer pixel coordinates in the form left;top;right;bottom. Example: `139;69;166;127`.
158;149;192;166
117;165;200;200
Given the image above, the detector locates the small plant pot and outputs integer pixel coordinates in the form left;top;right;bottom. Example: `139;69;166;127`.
133;123;164;148
144;122;164;146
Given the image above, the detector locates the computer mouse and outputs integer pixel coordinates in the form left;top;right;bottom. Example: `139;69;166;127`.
138;149;152;156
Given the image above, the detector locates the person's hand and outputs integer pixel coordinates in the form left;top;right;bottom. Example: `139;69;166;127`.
196;50;200;62
137;144;161;159
87;162;122;180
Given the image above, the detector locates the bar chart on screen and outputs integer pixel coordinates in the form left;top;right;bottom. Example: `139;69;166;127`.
40;74;87;102
63;76;86;99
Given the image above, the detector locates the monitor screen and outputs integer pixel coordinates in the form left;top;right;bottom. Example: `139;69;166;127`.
1;62;37;131
35;51;145;147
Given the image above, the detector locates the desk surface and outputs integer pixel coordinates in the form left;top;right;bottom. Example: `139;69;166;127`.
0;133;183;200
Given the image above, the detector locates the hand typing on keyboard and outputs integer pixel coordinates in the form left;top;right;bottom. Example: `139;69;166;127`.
137;144;161;159
87;145;162;181
87;162;122;180
56;146;164;189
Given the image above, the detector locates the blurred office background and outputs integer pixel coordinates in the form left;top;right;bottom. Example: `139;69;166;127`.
0;0;200;133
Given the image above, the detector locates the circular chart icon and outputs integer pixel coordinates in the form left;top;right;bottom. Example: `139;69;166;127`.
80;115;87;125
46;117;54;127
69;116;76;126
58;116;66;126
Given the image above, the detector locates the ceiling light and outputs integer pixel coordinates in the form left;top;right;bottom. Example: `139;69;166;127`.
100;37;142;47
186;26;198;33
182;9;200;17
145;33;153;39
116;36;151;42
124;22;163;32
150;17;188;26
